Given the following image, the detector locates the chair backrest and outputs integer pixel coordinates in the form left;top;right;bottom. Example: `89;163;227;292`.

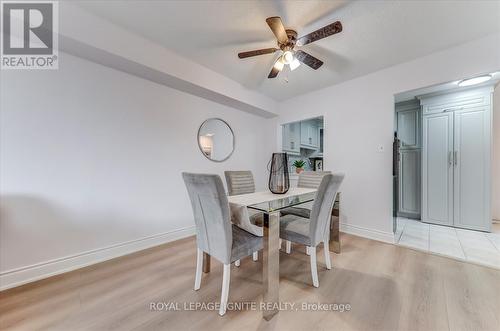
224;170;256;196
182;173;232;264
298;171;332;189
309;173;344;245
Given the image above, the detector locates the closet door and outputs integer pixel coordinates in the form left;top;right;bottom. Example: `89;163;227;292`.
422;112;454;226
453;106;491;231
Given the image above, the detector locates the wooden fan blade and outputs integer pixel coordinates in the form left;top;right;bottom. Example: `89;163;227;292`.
238;48;278;59
295;50;323;69
266;17;288;44
268;66;280;78
297;21;342;46
268;58;283;78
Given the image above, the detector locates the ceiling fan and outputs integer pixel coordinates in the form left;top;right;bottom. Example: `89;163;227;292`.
238;17;342;79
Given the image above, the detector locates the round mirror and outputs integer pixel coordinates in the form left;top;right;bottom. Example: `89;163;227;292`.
197;118;235;162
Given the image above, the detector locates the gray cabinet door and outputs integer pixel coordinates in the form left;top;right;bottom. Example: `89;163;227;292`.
311;124;319;147
300;121;319;149
453;106;491;231
289;122;300;153
399;149;421;218
422;112;454;226
282;123;300;154
396;101;421;218
300;121;310;146
397;109;420;149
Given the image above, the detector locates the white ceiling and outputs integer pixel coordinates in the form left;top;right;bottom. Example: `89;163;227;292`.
75;0;500;101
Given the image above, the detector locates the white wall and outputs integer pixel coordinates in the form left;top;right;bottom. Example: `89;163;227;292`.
0;52;275;289
277;34;500;242
493;85;500;221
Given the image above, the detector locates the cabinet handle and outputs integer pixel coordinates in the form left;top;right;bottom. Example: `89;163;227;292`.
454;151;458;166
290;141;294;149
443;107;464;113
309;137;312;144
448;151;453;167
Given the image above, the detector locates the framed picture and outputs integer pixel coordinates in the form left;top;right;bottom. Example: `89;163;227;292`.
314;159;323;171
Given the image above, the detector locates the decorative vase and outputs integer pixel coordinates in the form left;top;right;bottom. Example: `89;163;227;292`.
268;153;290;194
296;167;304;174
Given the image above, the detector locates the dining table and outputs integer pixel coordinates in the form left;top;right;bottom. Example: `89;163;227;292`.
202;187;341;321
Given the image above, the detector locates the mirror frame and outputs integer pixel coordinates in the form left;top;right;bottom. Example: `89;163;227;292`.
197;118;235;162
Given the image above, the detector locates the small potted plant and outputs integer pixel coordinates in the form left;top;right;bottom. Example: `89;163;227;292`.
293;159;306;174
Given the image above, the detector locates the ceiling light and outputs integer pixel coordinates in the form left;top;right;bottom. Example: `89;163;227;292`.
457;74;492;87
282;51;294;64
290;58;301;71
273;57;285;71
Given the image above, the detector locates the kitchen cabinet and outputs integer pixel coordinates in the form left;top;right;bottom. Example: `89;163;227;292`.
396;101;421;149
399;149;421;218
422;111;454;225
420;87;492;231
453;105;491;231
300;120;319;149
282;122;300;155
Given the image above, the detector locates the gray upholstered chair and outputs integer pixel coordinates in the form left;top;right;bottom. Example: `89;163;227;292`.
182;173;263;316
224;170;263;262
280;173;344;287
298;171;333;189
281;171;331;253
224;170;256;196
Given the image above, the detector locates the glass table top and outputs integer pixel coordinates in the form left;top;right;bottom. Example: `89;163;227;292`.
247;191;316;213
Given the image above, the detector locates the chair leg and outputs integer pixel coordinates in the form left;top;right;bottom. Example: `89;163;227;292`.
219;264;231;316
194;248;203;290
309;246;319;288
252;251;258;261
235;259;240;267
285;240;291;254
306;246;311;255
324;240;332;270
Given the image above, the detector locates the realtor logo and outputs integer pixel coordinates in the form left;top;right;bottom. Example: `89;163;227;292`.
1;1;58;69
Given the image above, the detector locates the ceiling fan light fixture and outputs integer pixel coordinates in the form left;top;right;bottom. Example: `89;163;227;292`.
457;74;492;87
282;51;294;64
273;57;285;71
290;58;301;71
238;16;342;79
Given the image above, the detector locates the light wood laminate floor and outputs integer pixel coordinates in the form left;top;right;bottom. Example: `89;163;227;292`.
1;233;499;331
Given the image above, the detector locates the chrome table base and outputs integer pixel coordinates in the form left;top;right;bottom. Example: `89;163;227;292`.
262;211;280;320
202;252;210;273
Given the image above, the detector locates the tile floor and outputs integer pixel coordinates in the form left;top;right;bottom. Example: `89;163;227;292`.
396;218;500;269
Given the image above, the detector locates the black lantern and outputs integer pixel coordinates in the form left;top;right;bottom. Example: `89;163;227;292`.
268;153;290;194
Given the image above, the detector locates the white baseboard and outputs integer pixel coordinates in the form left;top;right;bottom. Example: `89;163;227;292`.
340;222;395;244
0;226;196;291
